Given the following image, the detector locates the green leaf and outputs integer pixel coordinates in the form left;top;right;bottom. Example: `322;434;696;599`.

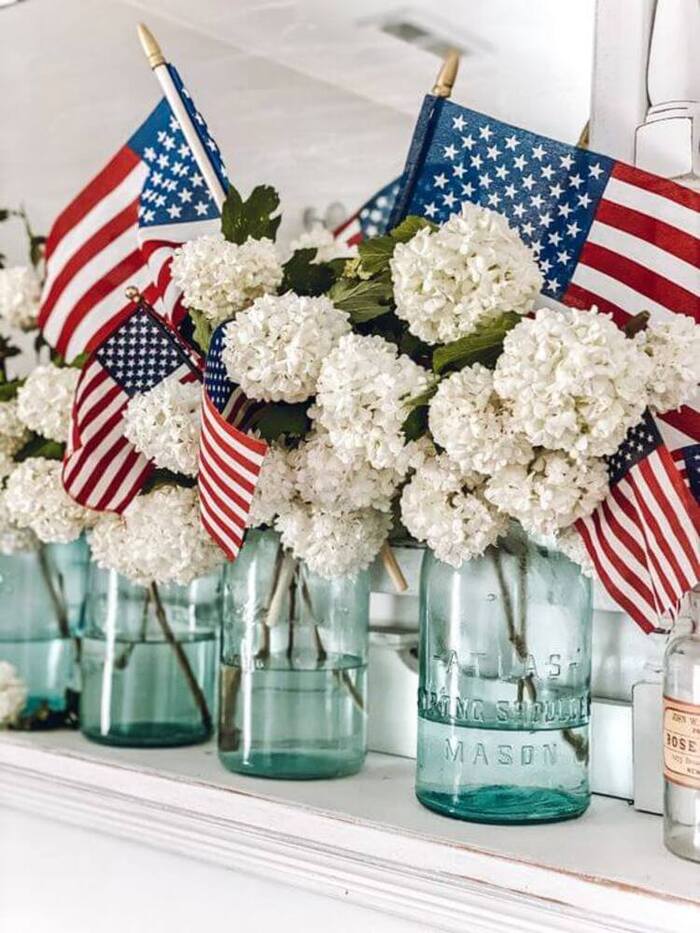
401;405;429;443
14;435;64;463
221;184;281;245
328;276;393;322
357;235;396;276
0;379;23;401
246;402;311;442
142;469;196;494
432;312;521;375
69;351;89;370
189;309;214;353
281;248;338;297
389;215;437;242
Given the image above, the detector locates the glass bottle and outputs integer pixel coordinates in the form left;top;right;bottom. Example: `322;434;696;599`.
0;537;89;715
80;566;220;747
663;587;700;862
219;529;369;779
415;526;592;824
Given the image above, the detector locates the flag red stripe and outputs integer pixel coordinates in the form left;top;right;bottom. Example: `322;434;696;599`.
562;282;630;328
576;516;655;632
95;448;150;513
612;162;700;213
611;482;677;608
592;500;658;610
45;147;140;257
600;498;648;571
578;241;699;318
658;406;700;445
40;202;139;319
199;426;257;499
64;404;128;491
641;456;698;569
594;199;699;268
198;469;248;536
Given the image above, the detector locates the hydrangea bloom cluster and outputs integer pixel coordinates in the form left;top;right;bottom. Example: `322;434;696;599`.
400;449;507;568
428;365;532;475
637;317;700;414
314;333;432;470
0;489;37;555
0;661;27;727
4;458;94;543
276;501;392;579
485;451;609;538
390;204;542;345
171;234;283;326
0;266;41;330
494;306;649;459
16;363;80;444
290;429;400;514
247;442;296;529
89;486;222;586
123;378;202;477
222;293;350;403
0;399;29;478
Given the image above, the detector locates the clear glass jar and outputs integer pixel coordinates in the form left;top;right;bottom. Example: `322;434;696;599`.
80;566;220;747
415;527;592;824
0;537;89;715
219;529;369;779
663;588;700;862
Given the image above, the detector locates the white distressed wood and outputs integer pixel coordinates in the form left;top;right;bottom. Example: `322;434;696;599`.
0;733;697;932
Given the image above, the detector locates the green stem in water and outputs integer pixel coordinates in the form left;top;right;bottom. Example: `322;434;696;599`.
149;581;212;735
37;546;70;639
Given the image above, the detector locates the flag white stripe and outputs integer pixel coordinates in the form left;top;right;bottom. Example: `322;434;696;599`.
64;266;151;360
201;460;252;523
81;444;134;506
66;419;128;494
603;177;700;236
43;165;148;295
570;263;676;321
204;407;266;480
580;512;657;616
596;491;654;586
198;486;242;553
619;474;682;607
587;219;699;296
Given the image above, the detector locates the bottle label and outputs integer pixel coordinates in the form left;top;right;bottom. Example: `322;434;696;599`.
663;696;700;790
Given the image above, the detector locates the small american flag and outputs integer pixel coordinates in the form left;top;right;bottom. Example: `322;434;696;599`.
334;179;401;246
576;414;700;632
63;300;201;512
39;65;227;361
390;97;699;454
198;324;267;559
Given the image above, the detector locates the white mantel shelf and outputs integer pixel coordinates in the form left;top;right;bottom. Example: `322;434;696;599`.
0;733;697;933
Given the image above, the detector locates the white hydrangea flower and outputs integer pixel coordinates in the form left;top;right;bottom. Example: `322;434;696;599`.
16;363;79;444
0;266;41;330
0;489;38;555
123;377;201;477
171;234;283;326
636;317;700;413
248;442;296;528
222;292;350;403
390;204;542;345
494;306;650;459
0;399;30;476
0;661;27;727
314;333;432;471
4;458;94;544
275;500;391;579
89;486;222;586
485;450;609;538
288;227;353;263
428;364;532;475
290;429;401;513
400;449;507;567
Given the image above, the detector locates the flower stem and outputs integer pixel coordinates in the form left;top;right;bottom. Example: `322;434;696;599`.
37;546;70;639
149;581;212;735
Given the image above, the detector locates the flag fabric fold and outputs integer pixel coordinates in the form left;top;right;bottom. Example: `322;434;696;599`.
198;324;267;560
39;64;228;361
334;178;401;246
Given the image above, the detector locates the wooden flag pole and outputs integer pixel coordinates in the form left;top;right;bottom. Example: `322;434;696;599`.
432;49;460;98
136;23;226;211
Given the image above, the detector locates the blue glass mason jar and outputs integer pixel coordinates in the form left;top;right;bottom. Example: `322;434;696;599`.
80;566;220;747
219;529;369;779
415;527;592;824
0;537;89;715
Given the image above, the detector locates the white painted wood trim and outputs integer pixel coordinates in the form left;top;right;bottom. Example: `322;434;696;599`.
0;735;697;932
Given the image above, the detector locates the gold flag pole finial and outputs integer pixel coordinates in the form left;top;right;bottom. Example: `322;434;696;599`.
137;23;166;70
432;49;460;98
